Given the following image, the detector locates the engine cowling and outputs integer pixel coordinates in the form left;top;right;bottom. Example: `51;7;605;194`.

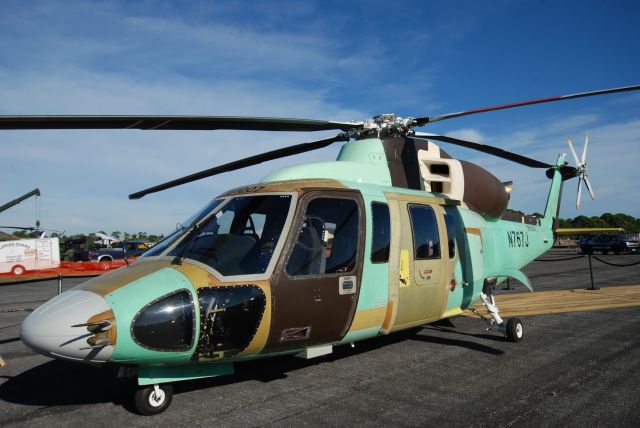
382;136;510;220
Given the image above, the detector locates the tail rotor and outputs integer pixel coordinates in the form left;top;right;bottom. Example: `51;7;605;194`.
567;135;595;210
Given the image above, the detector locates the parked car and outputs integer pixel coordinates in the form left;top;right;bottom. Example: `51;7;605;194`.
576;235;590;249
580;234;639;255
88;240;149;262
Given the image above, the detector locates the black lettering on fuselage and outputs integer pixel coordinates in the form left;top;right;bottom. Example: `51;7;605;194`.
507;230;529;248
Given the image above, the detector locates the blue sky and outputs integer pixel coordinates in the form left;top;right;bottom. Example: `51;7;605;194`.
1;0;639;235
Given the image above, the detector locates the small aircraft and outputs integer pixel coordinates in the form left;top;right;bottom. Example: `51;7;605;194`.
1;84;639;415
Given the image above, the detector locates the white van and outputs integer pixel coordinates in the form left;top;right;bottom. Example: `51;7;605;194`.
0;238;60;275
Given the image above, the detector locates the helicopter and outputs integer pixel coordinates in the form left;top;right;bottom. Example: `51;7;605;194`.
2;84;639;415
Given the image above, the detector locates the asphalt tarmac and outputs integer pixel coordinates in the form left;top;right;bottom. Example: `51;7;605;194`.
1;249;639;426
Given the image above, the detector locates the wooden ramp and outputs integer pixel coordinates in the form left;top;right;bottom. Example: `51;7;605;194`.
466;284;640;318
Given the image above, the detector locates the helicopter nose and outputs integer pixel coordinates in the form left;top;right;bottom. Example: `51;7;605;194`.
20;289;114;363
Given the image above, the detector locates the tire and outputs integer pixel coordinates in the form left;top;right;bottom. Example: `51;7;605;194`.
505;318;524;342
11;265;26;275
583;246;592;254
99;257;113;270
133;384;173;416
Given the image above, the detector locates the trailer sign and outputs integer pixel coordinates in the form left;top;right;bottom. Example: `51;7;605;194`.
0;238;60;275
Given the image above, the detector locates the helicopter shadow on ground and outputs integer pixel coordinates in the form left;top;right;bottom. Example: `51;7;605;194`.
0;359;123;408
0;336;21;345
419;318;510;347
171;323;505;396
0;323;504;411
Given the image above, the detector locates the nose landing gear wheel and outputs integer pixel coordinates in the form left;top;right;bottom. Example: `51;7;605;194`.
505;318;524;342
134;384;173;415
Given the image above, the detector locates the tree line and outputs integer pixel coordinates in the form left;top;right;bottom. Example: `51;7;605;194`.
504;210;640;233
558;213;640;233
9;230;165;243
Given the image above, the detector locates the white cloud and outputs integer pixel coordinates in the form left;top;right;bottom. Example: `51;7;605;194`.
447;128;485;143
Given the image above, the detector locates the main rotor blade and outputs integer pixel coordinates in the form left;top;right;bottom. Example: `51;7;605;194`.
0;115;362;132
129;134;349;199
416;84;640;125
413;132;553;168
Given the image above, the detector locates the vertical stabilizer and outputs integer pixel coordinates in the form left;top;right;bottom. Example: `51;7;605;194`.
541;154;566;230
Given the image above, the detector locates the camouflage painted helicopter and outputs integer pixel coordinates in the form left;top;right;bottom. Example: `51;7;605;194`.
2;84;639;415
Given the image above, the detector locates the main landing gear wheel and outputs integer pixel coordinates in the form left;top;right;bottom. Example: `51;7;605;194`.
505;318;524;342
134;384;173;415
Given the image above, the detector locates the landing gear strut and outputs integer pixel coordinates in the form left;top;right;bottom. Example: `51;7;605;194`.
475;278;524;342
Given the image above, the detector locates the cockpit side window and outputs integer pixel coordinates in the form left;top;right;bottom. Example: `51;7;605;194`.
286;197;359;276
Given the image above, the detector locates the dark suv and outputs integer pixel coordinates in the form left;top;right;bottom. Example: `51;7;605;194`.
88;240;149;262
580;234;639;255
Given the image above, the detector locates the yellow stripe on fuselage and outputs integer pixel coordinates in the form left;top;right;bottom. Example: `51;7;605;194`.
349;307;387;331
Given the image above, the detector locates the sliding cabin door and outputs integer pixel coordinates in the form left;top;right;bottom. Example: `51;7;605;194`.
388;197;448;330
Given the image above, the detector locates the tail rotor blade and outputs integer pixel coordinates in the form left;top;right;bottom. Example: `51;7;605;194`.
581;134;589;164
576;176;583;210
583;175;596;200
567;137;581;166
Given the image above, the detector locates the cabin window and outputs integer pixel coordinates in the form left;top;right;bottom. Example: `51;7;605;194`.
131;290;195;352
408;204;440;259
444;212;457;259
286;197;359;276
371;202;390;263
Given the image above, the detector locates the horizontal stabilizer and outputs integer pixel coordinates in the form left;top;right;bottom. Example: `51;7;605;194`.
488;269;532;292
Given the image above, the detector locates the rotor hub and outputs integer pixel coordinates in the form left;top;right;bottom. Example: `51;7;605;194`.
350;114;417;139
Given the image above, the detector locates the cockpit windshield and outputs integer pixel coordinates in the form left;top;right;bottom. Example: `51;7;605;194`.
167;194;292;276
141;199;224;258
